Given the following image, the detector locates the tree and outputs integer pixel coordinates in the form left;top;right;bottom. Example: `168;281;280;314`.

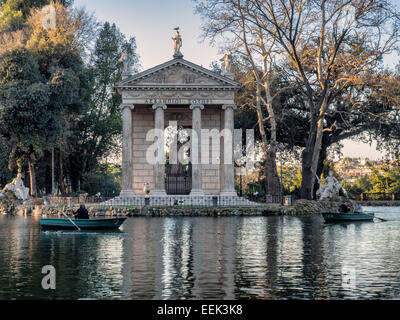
65;22;139;192
0;1;92;195
0;48;51;196
195;0;283;199
196;0;400;199
0;139;12;187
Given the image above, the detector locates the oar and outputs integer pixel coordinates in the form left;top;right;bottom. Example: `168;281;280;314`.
61;211;81;231
348;198;388;222
364;212;388;222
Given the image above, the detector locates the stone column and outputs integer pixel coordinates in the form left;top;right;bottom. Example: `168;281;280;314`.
190;104;205;196
152;104;167;197
120;104;135;198
221;105;237;197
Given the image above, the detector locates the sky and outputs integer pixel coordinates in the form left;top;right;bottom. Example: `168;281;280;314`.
74;0;387;160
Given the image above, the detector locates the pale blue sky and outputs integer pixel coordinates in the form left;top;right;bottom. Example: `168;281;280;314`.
74;0;220;69
74;0;386;160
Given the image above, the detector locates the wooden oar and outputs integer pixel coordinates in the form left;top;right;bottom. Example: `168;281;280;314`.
348;198;388;222
347;197;389;222
61;212;81;231
364;212;388;222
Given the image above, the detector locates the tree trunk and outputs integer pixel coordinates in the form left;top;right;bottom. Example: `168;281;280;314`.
57;148;65;195
309;98;329;198
254;83;281;201
265;149;281;201
70;171;80;193
28;159;37;197
300;147;314;200
314;134;330;198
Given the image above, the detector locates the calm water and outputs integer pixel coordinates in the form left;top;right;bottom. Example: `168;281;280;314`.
0;207;399;300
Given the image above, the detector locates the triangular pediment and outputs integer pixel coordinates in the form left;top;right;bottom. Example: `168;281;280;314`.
117;58;240;88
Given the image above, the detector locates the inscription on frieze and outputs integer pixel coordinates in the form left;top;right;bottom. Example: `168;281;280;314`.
144;98;214;105
124;90;234;100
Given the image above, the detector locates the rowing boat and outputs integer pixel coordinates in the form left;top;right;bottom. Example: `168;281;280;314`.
40;217;127;230
322;212;375;223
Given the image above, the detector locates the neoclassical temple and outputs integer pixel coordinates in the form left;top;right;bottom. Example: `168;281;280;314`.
110;33;255;206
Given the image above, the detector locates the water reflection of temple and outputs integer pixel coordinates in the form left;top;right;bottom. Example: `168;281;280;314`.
122;217;238;299
1;216;400;299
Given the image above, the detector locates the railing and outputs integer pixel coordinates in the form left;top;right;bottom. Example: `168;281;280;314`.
48;196;113;206
100;195;262;208
360;193;400;201
245;194;283;204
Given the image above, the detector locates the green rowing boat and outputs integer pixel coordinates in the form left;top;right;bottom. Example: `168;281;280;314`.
322;212;375;223
40;218;127;230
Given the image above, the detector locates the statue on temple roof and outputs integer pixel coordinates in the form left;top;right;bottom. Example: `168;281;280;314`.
172;27;183;59
119;50;133;78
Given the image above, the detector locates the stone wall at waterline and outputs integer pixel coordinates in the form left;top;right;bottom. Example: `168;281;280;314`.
11;198;396;218
283;199;347;216
0;192;19;215
35;204;282;217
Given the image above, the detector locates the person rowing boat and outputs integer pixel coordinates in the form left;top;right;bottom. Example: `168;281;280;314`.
74;205;90;220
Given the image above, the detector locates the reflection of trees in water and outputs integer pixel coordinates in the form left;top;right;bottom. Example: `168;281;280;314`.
3;216;400;300
123;217;162;299
0;216;41;299
38;231;125;300
233;217;271;299
264;217;279;298
300;217;328;299
191;218;229;299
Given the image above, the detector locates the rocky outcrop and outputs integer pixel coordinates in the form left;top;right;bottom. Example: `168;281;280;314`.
283;199;346;216
0;191;19;215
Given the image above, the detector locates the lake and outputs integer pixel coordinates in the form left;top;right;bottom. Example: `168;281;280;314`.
0;207;399;300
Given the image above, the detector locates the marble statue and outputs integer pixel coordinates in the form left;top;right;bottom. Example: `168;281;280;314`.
172;28;183;58
316;171;346;201
119;50;133;77
143;182;151;195
220;54;232;75
1;171;30;201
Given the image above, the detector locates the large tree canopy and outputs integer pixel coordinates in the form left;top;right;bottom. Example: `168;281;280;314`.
195;0;400;199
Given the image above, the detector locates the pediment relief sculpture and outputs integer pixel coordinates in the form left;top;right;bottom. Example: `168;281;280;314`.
134;66;222;86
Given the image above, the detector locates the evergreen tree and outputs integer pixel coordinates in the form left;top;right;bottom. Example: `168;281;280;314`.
0;48;51;195
65;22;139;192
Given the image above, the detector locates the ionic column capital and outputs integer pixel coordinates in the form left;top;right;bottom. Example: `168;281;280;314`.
152;104;167;110
119;104;135;111
222;104;237;111
190;104;205;111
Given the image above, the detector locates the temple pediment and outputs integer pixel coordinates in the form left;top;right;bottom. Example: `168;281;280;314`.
116;58;240;89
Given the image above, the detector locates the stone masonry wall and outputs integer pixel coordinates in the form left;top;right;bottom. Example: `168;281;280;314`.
201;107;222;195
132;107;155;195
131;106;224;196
